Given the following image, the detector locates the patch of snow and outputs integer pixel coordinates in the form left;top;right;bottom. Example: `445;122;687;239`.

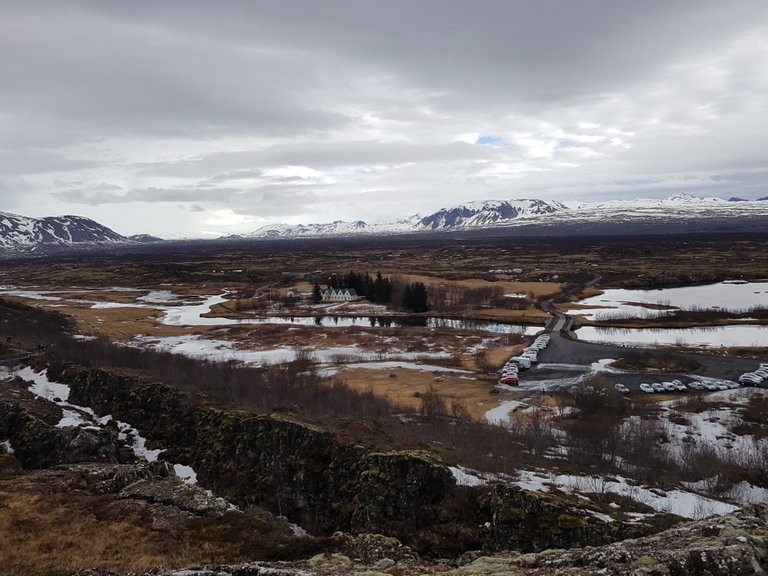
17;366;70;401
514;469;738;519
450;466;488;487
485;400;525;425
56;409;97;429
173;464;198;485
346;361;471;373
727;481;768;504
0;439;13;454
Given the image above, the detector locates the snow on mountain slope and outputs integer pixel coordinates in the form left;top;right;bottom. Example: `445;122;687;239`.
0;212;128;251
419;199;567;229
248;194;768;238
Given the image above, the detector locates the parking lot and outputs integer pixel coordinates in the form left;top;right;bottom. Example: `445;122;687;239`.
516;331;763;394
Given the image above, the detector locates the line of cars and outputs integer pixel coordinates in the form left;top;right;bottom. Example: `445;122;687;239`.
738;363;768;386
635;379;739;394
497;334;550;386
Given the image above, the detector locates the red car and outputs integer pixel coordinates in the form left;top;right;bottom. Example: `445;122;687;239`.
498;376;519;385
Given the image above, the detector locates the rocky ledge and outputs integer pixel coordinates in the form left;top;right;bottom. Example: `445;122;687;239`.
70;504;768;575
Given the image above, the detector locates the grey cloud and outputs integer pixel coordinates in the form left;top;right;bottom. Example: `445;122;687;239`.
134;141;500;180
53;185;240;205
2;1;767;236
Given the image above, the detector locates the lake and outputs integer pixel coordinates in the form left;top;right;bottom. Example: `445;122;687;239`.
566;281;768;320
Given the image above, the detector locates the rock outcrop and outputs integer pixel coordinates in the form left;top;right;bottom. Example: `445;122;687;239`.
44;362;651;555
0;399;119;468
67;504;768;575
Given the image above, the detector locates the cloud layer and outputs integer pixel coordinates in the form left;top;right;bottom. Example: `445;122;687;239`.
2;1;767;236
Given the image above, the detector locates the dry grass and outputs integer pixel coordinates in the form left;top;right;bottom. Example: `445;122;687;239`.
0;472;329;576
334;367;500;421
393;273;563;298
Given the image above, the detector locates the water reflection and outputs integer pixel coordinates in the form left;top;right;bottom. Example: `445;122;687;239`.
577;324;768;348
238;314;535;334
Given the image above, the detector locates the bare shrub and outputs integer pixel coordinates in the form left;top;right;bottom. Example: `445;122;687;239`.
473;350;493;373
450;401;471;420
419;386;449;417
616;417;671;483
570;376;626;416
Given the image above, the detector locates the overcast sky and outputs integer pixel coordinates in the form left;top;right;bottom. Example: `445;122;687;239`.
1;1;767;237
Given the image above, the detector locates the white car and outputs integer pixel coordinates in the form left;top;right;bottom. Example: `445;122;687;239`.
754;369;768;378
640;383;654;393
674;382;687;392
687;381;704;390
703;382;718;391
615;383;630;394
662;382;676;392
739;374;762;385
724;381;739;389
652;383;665;392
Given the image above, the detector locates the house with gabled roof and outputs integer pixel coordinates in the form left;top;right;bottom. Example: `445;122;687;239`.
321;288;359;302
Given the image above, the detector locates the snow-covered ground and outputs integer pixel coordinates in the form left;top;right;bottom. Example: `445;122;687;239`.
129;334;457;374
484;400;526;425
14;367;195;484
450;464;738;520
569;282;768;318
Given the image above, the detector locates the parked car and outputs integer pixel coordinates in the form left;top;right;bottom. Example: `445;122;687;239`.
687;381;704;391
715;382;729;391
724;381;739;389
498;376;519;385
754;369;768;378
652;383;665;392
640;383;654;393
509;356;531;369
615;383;630;394
739;373;763;385
662;381;676;392
673;382;687;392
703;382;718;391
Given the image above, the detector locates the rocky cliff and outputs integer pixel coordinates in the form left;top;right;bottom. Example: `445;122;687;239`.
45;362;645;555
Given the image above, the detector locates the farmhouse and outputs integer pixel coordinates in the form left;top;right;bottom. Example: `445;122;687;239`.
286;287;314;300
321;288;359;302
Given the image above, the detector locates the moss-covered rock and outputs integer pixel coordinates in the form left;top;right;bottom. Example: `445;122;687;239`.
0;400;118;468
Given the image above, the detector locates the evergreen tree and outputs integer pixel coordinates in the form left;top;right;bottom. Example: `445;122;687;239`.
402;283;413;310
411;282;429;312
312;283;322;303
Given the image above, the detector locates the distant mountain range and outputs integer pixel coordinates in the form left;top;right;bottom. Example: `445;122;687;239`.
240;194;768;238
0;212;163;252
1;194;767;252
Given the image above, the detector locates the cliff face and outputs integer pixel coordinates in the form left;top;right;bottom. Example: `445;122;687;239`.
46;362;647;554
0;400;118;468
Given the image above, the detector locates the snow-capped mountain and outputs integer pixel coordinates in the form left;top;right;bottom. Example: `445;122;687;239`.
247;215;423;238
246;194;768;238
0;212;128;251
419;199;567;229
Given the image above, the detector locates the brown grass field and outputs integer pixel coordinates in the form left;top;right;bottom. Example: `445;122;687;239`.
0;471;326;575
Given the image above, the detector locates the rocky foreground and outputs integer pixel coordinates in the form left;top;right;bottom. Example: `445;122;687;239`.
3;358;768;575
68;505;768;575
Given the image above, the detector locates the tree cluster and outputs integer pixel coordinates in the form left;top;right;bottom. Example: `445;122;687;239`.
402;282;429;313
326;270;392;303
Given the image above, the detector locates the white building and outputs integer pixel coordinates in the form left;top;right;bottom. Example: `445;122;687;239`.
321;288;359;302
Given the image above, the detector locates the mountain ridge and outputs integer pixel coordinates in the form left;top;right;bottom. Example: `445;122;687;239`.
242;194;768;238
0;212;127;251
